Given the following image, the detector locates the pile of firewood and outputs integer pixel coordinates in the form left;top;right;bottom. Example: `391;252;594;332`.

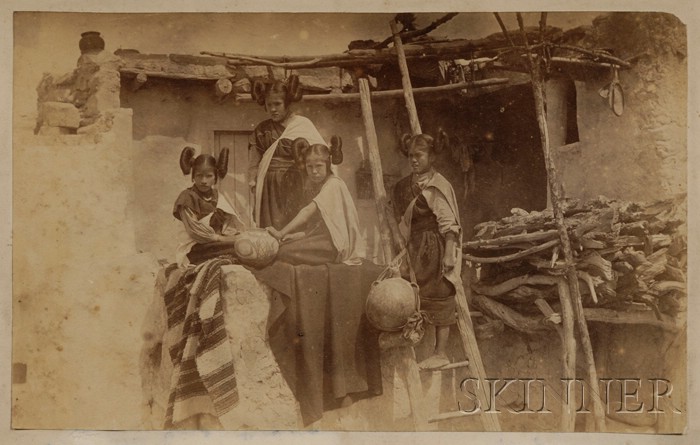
463;195;687;330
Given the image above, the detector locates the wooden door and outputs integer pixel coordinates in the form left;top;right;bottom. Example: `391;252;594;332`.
214;131;253;228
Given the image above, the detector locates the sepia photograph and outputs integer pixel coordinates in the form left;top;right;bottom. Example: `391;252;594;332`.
4;2;697;443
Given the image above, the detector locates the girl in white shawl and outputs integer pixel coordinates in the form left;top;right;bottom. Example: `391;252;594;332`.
249;76;326;230
266;137;364;265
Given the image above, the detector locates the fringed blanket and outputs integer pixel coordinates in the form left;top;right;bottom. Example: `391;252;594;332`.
162;257;239;428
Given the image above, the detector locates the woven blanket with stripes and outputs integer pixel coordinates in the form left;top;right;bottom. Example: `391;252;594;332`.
162;257;239;427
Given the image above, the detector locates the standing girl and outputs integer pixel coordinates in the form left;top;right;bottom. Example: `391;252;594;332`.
173;146;245;266
392;133;462;369
266;137;364;265
249;76;326;230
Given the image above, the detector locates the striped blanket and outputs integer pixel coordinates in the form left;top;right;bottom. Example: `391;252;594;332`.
162;257;239;428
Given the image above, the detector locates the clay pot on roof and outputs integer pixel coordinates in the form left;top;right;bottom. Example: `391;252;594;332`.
79;31;105;55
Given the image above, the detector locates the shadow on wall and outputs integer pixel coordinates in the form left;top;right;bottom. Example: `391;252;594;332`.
416;84;549;240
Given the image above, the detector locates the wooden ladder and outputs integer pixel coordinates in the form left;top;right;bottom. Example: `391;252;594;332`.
355;20;501;432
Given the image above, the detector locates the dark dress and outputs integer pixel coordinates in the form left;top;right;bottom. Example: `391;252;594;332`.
274;179;338;265
250;119;304;230
392;176;456;326
275;212;338;265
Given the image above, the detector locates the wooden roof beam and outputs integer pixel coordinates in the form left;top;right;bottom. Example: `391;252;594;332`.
238;77;512;102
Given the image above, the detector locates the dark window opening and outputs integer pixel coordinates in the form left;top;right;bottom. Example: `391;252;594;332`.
565;80;580;145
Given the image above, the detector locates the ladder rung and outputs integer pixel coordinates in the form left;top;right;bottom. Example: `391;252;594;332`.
420;359;470;372
429;409;479;423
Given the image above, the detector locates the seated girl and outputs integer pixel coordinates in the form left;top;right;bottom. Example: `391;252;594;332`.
265;137;365;265
173;146;246;266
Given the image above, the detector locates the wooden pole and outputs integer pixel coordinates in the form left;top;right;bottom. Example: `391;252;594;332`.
390;20;422;135
389;19;500;432
556;278;577;431
463;239;559;264
358;77;395;262
515;12;606;431
374;13;459;49
202;26;626;69
222;78;511;103
455;295;502;431
583;308;682;332
539;12;548;43
130;72;147;92
214;78;233;98
464;229;559;249
493;13;516;48
472;294;551;334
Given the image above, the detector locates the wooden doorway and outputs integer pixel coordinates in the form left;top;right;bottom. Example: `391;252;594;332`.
214;130;253;228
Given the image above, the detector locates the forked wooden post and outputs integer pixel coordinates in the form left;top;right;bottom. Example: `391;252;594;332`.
515;12;606;431
358;78;395;261
556;279;578;431
390;21;422;135
359;77;429;429
389;19;501;432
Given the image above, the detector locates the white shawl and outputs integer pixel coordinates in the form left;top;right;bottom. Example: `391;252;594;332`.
313;175;365;265
253;114;326;226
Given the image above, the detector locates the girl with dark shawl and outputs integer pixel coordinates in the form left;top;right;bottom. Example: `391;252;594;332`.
393;133;462;370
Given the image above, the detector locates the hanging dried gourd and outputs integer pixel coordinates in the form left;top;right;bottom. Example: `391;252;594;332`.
598;66;625;116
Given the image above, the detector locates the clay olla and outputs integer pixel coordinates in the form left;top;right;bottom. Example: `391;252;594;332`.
365;277;418;331
234;229;280;267
79;31;105;54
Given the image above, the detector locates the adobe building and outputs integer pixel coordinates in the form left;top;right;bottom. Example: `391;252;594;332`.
12;12;687;432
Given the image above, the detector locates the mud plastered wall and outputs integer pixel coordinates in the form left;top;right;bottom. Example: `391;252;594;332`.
122;75;555;260
121;80;408;264
554;12;687;202
12;110;161;429
559;14;687;433
544;13;687;432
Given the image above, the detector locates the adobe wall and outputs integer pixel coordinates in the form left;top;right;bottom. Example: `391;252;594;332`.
14;12;686;431
539;13;688;433
553;12;687;203
122;81;410;263
12;109;161;429
122;77;551;259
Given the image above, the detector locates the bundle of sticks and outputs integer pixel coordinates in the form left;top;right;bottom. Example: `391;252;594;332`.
463;195;687;333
